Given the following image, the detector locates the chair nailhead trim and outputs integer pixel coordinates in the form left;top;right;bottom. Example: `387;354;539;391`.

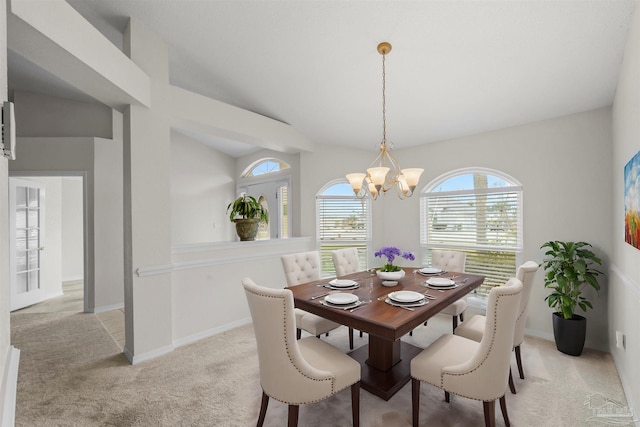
251;289;336;405
437;292;520;402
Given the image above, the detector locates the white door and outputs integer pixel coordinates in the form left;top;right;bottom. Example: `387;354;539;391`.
9;178;46;311
245;179;289;239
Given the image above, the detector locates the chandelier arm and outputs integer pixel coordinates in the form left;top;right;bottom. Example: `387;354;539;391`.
368;145;386;169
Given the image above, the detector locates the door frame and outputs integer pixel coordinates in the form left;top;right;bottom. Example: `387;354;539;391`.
9;171;89;313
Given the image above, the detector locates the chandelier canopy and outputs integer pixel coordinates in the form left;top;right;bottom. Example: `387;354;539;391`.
346;42;423;200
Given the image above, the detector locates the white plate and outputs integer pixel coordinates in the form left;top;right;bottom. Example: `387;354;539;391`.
329;279;358;288
419;267;442;274
426;277;455;287
385;298;427;308
325;293;359;305
389;291;424;303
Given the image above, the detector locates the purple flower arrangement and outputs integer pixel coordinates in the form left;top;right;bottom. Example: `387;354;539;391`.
374;246;415;272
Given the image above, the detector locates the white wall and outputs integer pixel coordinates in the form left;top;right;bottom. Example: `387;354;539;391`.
169;238;313;349
61;177;84;281
0;2;16;422
0;0;10;381
93;130;124;312
611;0;640;415
301;108;613;351
13;91;112;139
170;131;236;244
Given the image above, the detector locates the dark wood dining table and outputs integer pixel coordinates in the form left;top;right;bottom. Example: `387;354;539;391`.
289;267;484;400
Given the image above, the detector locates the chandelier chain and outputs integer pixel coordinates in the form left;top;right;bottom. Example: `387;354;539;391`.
381;52;386;145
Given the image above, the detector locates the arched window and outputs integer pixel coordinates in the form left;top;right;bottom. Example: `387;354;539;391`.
242;158;290;177
316;180;371;277
420;168;522;295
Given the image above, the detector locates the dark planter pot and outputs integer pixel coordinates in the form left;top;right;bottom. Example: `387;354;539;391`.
552;312;586;356
234;218;260;241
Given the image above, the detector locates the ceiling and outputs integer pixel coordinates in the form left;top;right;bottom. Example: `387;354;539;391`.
8;0;637;156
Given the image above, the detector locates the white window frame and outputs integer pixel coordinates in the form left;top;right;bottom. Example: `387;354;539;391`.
241;158;291;177
316;179;372;278
420;167;523;296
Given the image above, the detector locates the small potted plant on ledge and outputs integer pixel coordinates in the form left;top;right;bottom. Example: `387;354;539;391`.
540;240;603;356
374;246;415;286
227;193;269;241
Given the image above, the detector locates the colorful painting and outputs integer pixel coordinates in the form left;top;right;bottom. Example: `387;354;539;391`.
624;151;640;249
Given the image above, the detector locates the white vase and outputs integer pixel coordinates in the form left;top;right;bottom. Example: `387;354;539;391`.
376;270;405;281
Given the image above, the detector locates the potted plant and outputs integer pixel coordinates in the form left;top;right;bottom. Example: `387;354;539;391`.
374;246;415;285
540;240;603;356
227;193;269;241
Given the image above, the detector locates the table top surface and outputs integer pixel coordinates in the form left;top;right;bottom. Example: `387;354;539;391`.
289;268;484;341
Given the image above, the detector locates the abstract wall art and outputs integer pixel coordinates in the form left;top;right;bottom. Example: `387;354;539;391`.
624;150;640;249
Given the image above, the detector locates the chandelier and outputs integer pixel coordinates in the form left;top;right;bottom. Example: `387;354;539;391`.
346;42;423;200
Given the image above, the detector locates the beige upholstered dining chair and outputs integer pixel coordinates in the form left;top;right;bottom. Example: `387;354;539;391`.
431;250;467;331
242;278;361;427
332;248;361;277
454;261;540;393
332;248;365;339
281;251;355;349
411;277;523;427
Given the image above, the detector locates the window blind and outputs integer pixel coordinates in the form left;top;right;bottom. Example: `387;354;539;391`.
421;186;522;294
316;195;370;277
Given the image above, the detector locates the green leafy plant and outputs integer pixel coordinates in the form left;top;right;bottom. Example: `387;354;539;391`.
540;241;603;319
226;193;269;223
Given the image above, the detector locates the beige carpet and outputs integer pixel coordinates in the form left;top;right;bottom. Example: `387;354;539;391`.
10;310;631;426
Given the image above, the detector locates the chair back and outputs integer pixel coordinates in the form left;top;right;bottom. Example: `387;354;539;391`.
442;278;522;400
281;251;321;287
332;248;361;277
513;261;540;346
431;250;466;273
242;278;336;403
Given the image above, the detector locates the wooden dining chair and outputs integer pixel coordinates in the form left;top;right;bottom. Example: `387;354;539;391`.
242;278;361;427
431;250;467;331
454;261;540;393
281;251;355;349
411;278;523;427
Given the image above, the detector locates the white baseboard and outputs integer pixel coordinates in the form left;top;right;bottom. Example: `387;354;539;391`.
172;318;252;349
610;349;640;427
93;302;124;314
122;318;253;365
1;346;20;427
127;344;175;365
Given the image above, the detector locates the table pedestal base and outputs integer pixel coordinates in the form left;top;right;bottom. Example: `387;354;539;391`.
349;341;423;401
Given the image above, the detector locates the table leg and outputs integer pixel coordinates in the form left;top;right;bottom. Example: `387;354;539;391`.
349;338;422;400
367;335;400;370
